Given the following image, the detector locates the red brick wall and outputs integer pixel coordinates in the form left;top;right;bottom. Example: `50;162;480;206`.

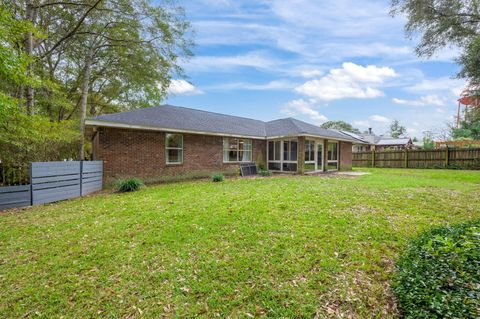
339;141;352;171
94;128;266;183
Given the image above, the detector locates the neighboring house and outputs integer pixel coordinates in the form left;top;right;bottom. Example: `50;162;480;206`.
85;105;359;182
374;137;414;151
342;129;414;152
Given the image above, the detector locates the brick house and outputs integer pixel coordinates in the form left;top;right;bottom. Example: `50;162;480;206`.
85;105;359;182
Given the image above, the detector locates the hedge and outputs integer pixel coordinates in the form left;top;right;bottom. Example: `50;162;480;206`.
393;220;480;318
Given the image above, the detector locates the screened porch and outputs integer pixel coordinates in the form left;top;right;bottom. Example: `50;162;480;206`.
267;137;340;173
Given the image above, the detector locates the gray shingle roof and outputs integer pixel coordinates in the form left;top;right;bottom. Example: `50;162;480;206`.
87;104;358;142
88;105;266;138
265;118;354;140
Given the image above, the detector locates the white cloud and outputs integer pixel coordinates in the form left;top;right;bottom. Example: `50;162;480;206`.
206;79;296;91
300;69;322;78
406;77;466;96
167;80;203;95
295;62;397;101
406;127;418;135
271;0;400;36
281;99;328;124
369;114;391;123
353;120;370;128
184;51;281;72
392;94;446;106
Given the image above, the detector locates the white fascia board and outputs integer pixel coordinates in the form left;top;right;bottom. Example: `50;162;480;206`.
266;134;357;143
301;134;357;143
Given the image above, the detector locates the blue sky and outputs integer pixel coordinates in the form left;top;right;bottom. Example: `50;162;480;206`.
165;0;465;138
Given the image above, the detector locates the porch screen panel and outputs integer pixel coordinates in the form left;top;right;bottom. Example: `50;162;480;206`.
305;140;315;171
268;140;282;171
282;140;298;172
327;142;339;170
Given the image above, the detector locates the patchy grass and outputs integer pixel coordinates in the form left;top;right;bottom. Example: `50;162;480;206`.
0;168;479;318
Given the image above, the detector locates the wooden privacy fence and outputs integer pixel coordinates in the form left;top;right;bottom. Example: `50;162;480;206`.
353;148;480;169
0;161;102;211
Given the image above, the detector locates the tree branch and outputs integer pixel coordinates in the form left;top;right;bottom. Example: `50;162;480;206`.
39;0;103;59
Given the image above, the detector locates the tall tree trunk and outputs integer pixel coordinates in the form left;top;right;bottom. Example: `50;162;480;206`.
25;2;34;114
78;46;94;160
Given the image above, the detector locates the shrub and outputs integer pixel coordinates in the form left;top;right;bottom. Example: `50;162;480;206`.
259;169;272;176
211;173;224;182
393;220;480;319
447;163;463;170
115;178;144;192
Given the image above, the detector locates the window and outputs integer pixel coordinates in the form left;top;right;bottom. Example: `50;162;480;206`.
166;134;183;164
223;138;252;162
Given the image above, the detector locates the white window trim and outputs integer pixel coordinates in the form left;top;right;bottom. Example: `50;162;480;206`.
165;134;183;164
223;138;253;163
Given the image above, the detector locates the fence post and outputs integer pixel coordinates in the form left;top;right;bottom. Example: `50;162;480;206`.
29;163;33;206
445;147;450;167
405;149;408;168
372;150;375;167
79;160;83;197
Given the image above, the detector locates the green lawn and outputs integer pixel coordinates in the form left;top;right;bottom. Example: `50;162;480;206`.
1;169;479;318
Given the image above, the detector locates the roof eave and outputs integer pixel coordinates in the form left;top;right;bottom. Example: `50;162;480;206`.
84;119;266;139
85;120;359;142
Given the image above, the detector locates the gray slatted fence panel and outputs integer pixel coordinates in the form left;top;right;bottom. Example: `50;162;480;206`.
31;161;81;205
0;185;31;210
82;161;103;195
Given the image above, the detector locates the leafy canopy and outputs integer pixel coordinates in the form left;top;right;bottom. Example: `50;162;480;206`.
0;0;192;162
320;121;361;134
391;0;480;58
389;119;407;138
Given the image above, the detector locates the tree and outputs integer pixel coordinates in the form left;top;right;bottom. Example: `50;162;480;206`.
389;120;407;138
1;0;192;161
0;5;78;164
452;106;480;140
391;0;480;58
422;131;436;150
457;37;480;85
320;121;361;133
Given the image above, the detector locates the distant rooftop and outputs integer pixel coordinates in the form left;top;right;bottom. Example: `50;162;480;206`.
341;130;412;146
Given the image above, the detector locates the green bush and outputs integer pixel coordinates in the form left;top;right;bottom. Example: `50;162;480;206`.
115;178;144;192
447;163;463;170
393;220;480;319
259;169;272;176
211;173;224;182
